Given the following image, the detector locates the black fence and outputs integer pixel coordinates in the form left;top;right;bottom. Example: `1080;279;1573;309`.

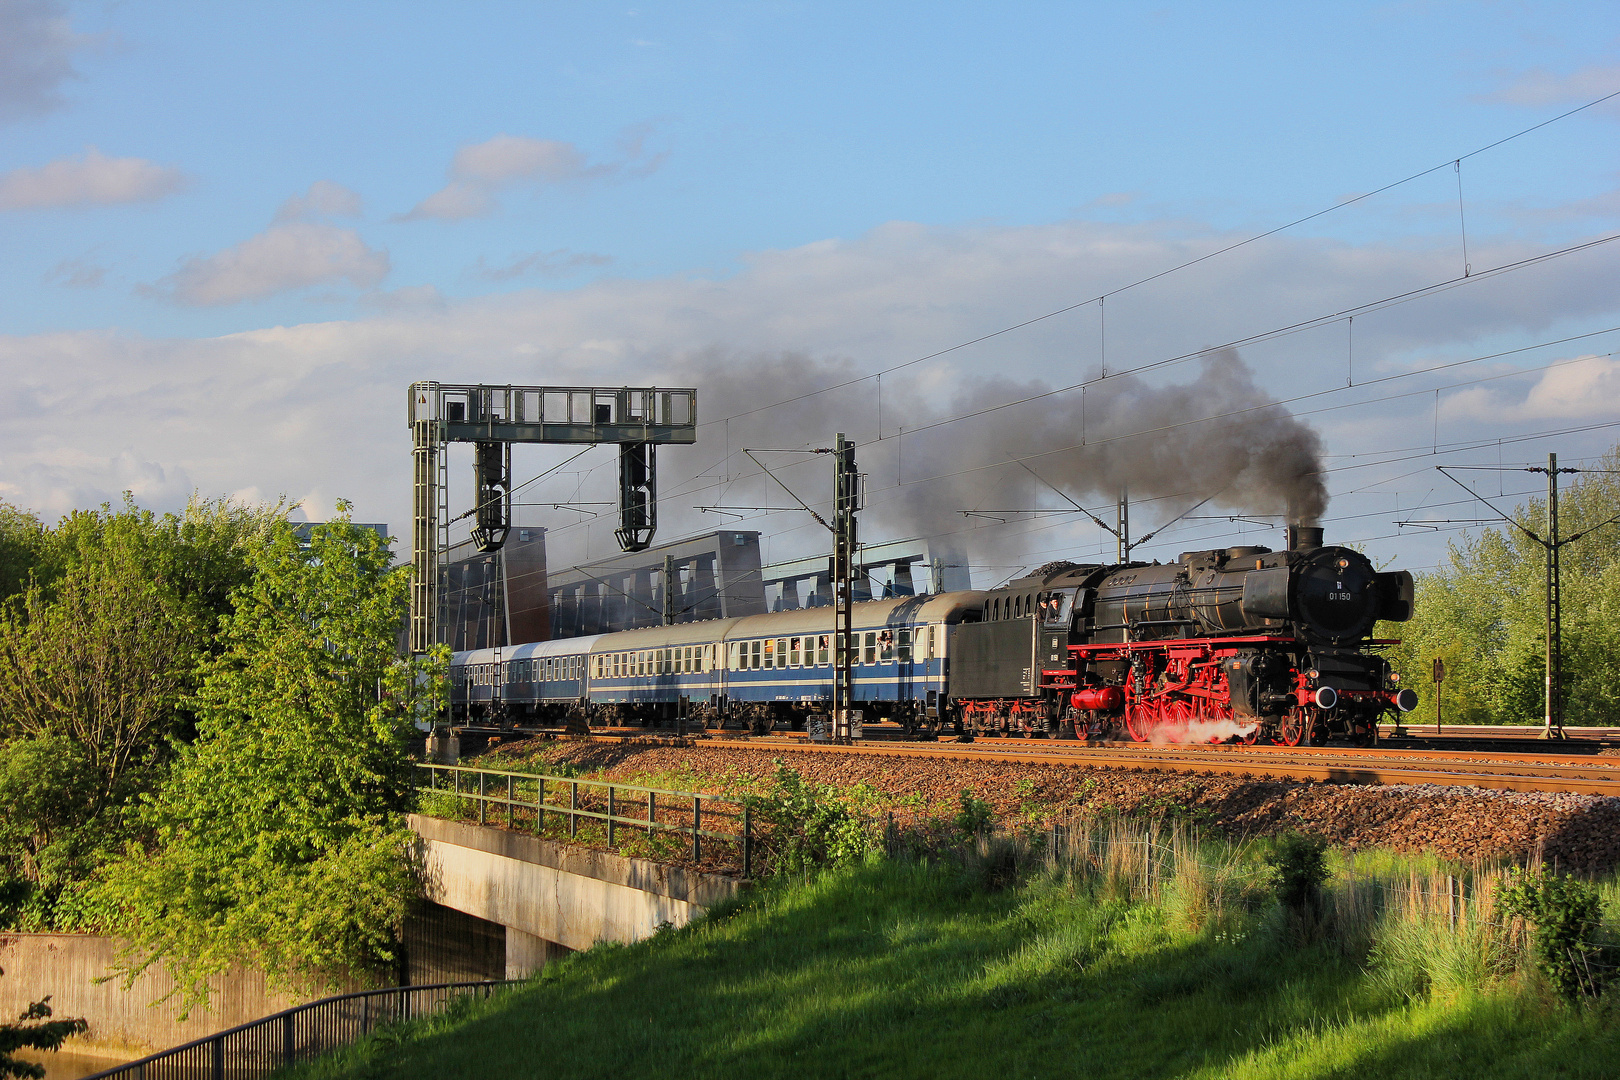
82;980;519;1080
418;762;754;876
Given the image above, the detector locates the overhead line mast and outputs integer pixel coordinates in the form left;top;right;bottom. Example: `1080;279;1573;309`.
832;433;860;742
1438;454;1620;740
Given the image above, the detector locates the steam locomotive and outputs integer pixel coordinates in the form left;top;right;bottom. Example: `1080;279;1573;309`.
451;524;1418;745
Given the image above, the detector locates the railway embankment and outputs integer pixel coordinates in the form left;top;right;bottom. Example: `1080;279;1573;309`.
478;737;1620;872
283;813;1620;1080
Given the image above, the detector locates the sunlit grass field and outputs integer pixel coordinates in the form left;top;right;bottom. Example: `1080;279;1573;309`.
284;831;1620;1080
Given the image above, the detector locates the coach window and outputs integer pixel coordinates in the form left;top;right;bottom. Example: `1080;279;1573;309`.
879;630;894;662
771;638;784;668
789;637;801;666
862;631;877;665
763;638;775;668
898;628;912;663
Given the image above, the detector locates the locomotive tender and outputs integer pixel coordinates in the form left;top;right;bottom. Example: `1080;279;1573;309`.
451;524;1418;745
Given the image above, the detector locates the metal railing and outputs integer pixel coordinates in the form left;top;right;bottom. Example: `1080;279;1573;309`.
417;763;753;877
83;980;518;1080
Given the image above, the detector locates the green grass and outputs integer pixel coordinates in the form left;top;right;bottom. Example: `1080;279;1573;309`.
282;850;1620;1080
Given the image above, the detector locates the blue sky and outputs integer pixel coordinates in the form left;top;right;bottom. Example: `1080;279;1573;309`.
3;1;1619;580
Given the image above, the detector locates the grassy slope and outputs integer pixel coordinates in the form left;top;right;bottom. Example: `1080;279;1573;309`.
289;858;1618;1080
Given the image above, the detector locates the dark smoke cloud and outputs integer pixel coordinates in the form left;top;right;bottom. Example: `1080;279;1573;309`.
547;347;1327;571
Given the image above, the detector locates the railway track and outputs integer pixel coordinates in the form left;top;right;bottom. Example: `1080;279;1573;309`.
700;733;1620;797
460;719;1620;797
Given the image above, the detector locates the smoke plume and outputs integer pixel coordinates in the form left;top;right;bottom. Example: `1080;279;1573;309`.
544;346;1328;573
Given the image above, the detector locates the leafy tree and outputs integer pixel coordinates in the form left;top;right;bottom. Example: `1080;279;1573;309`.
1382;444;1620;725
102;509;426;1010
0;505;45;603
0;497;283;929
0;984;87;1080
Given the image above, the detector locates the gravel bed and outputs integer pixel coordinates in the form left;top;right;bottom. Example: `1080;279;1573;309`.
486;738;1620;873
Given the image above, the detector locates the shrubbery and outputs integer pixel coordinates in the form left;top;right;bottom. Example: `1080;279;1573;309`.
752;762;872;873
1499;867;1612;1000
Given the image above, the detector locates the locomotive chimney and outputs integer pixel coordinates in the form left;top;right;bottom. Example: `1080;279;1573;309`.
1287;524;1324;551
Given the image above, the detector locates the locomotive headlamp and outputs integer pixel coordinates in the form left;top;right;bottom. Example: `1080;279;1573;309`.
1337;558;1349;569
1389;672;1401;683
1307;668;1320;679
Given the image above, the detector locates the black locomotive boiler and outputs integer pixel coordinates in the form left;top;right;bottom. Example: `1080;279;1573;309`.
950;525;1418;744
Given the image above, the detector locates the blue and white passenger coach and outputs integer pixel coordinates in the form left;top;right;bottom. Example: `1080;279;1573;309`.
451;591;986;733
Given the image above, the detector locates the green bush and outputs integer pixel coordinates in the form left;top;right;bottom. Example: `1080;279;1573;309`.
1265;833;1329;910
1498;868;1609;1000
954;790;994;837
752;762;871;873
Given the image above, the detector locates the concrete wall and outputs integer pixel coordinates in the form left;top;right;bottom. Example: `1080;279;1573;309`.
2;818;741;1057
0;933;323;1056
409;814;741;973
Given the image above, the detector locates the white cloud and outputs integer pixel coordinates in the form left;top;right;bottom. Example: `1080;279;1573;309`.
1491;64;1620;111
1442;354;1620;422
4;217;1618;568
151;222;390;306
470;249;612;281
401;128;664;220
0;0;83;123
274;179;364;223
454;135;591;183
45;255;106;288
0;147;186;210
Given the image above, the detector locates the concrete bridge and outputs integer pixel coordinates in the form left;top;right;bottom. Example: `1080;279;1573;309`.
1;816;742;1058
408;813;743;980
